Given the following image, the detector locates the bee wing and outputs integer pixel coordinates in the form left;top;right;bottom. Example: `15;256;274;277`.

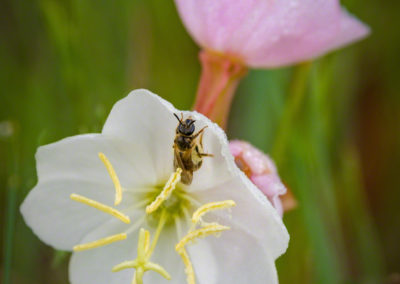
174;146;193;185
181;170;193;185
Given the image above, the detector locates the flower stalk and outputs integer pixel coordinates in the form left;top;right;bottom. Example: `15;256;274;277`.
193;51;247;129
272;62;312;166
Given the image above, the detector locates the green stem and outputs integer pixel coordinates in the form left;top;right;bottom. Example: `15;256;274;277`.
272;62;312;165
2;122;19;284
340;144;385;282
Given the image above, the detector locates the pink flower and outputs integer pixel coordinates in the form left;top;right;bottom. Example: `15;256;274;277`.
229;140;293;217
174;0;369;68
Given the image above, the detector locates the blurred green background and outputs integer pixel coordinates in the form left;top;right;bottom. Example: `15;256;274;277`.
1;0;399;283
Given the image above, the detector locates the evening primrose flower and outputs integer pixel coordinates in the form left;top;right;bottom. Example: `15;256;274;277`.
174;0;370;128
21;89;289;284
174;0;370;68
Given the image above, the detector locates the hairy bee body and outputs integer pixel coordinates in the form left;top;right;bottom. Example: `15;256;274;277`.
173;113;212;185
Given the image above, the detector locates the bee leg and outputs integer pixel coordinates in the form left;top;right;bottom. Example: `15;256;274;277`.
199;153;214;157
193;126;208;139
199;131;205;147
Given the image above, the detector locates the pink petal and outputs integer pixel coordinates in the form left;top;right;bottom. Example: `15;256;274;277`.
328;8;371;52
251;175;286;218
174;0;369;68
229;140;277;175
251;175;287;198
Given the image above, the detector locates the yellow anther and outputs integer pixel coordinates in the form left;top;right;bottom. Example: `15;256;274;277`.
177;248;195;284
70;193;130;224
98;152;123;205
191;200;236;225
176;224;230;252
73;233;126;252
146;168;182;214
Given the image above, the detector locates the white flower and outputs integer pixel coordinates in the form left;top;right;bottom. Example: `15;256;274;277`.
20;89;289;284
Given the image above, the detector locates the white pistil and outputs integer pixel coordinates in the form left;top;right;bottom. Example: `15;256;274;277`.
146;168;182;214
73;233;127;251
146;210;167;259
98;152;123;205
70;193;130;224
112;223;171;284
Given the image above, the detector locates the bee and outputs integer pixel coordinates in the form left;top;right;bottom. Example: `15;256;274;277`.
173;113;213;185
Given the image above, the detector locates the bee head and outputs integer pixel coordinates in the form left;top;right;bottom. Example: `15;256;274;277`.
174;113;195;136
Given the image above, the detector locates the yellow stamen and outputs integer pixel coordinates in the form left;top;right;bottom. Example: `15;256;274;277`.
70;193;130;224
175;224;230;252
191;200;236;225
98;152;123;205
176;199;235;284
146;168;182;214
73;233;126;251
177;248;195;284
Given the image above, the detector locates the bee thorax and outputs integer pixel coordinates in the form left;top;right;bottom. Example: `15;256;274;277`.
175;136;192;150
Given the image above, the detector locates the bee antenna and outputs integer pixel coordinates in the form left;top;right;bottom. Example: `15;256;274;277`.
173;113;182;124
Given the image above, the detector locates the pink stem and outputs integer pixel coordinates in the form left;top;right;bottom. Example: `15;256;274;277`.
193;50;247;129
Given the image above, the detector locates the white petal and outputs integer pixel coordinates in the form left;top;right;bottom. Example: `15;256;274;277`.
102;89;178;182
35;133;156;188
195;175;289;260
20;134;153;250
189;228;278;284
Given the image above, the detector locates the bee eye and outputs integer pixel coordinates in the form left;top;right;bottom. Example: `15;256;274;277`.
179;122;195;135
187;123;195;135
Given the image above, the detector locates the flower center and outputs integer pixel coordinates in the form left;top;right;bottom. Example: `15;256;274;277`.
143;182;194;227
